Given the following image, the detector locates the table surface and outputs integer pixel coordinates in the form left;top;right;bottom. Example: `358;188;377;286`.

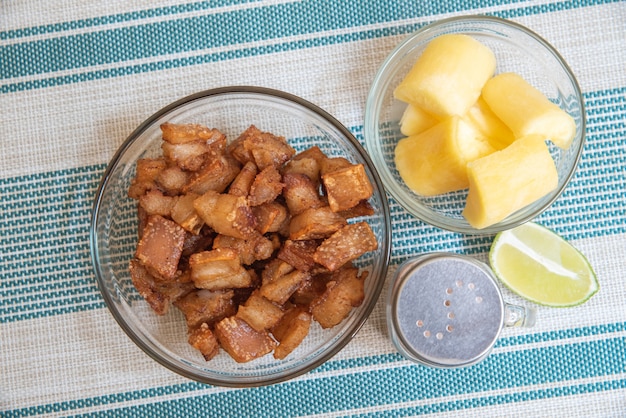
2;1;625;417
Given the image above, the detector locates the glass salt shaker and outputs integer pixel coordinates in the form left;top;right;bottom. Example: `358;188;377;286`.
386;252;536;368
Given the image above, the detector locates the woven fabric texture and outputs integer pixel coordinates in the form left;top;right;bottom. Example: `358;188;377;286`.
1;0;625;416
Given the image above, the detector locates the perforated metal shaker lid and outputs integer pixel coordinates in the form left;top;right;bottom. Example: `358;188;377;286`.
387;253;505;368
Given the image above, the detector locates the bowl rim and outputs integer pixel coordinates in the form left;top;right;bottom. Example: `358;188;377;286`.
89;85;392;386
364;14;586;235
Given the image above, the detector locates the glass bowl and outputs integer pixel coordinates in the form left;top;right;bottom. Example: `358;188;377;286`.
90;86;392;387
364;15;585;234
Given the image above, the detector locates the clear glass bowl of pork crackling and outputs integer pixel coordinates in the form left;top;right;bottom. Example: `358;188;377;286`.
364;15;585;234
90;86;392;387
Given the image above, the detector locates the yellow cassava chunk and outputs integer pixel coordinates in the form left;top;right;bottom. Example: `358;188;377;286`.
482;72;576;149
463;96;516;150
394;34;496;117
462;134;558;229
395;116;496;196
399;103;438;137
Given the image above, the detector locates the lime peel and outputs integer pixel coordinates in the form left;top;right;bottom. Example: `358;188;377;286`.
489;222;599;308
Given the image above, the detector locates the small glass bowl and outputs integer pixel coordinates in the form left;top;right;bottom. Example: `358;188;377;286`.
90;86;392;387
364;15;585;234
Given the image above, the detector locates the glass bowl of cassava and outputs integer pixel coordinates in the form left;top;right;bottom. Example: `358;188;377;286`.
90;87;392;386
364;15;585;234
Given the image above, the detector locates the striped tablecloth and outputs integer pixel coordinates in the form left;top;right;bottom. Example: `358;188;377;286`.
2;1;625;416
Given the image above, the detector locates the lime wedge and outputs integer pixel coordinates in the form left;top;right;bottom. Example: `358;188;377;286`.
489;222;599;307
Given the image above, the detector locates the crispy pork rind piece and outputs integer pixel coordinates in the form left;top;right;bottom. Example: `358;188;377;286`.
288;206;347;240
337;200;375;220
236;291;284;332
139;189;177;217
137;205;149;239
161;122;226;145
174;289;236;329
284;146;325;183
282;157;321;187
313;222;378;272
282;172;324;216
214;316;278;363
181;228;214;257
212;233;275;266
320;156;352;174
228;125;296;170
189;248;253;291
161;123;227;172
171;193;205;235
293;144;326;162
293;144;327;163
188;323;220;361
310;265;366;328
155;164;189;196
251;201;290;235
162;140;210;172
277;239;320;272
129;259;194;315
261;258;295;283
182;153;241;195
260;268;310;305
128;158;167;199
248;166;283;206
135;215;186;280
228;161;257;197
290;273;330;306
272;306;311;360
193;190;256;239
322;163;374;213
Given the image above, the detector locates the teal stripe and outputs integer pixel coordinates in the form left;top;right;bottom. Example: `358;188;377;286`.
584;87;626;107
2;0;619;94
312;322;626;375
0;164;105;185
496;321;626;348
4;335;625;416
0;87;624;323
0;25;412;93
2;295;104;317
0;166;105;323
353;379;626;417
0;0;263;41
2;276;96;300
